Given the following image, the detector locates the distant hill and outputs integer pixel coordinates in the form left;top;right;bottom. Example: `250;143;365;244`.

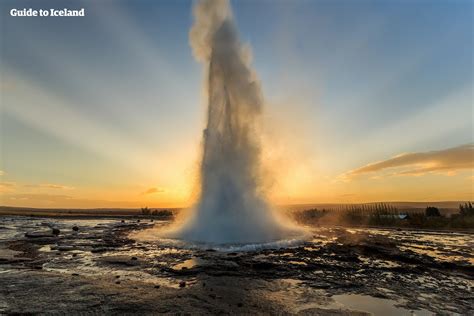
0;206;180;217
0;201;468;217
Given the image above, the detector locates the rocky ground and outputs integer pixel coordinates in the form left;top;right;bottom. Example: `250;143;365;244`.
0;216;472;315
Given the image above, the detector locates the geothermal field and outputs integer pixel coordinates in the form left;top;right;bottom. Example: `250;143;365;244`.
1;0;473;314
0;215;472;314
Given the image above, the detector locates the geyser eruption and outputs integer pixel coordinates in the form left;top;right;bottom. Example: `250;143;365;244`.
171;0;303;244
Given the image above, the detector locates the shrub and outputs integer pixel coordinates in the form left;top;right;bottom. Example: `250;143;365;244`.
425;206;441;217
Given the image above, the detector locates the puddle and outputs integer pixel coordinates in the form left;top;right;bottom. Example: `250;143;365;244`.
399;245;474;264
172;257;208;270
39;245;52;252
288;260;307;266
330;294;432;316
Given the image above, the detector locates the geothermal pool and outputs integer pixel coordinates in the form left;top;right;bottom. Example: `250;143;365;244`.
0;216;472;314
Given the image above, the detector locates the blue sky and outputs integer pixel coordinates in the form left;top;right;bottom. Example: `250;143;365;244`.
1;0;472;207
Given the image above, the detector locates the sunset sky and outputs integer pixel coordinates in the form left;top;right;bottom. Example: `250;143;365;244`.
1;0;473;208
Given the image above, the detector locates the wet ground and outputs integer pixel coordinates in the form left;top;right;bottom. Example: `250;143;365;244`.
0;216;472;315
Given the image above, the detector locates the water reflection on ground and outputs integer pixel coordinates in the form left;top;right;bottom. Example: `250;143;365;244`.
0;216;472;314
330;294;432;316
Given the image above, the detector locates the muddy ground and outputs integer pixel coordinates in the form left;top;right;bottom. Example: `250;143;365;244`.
0;216;472;315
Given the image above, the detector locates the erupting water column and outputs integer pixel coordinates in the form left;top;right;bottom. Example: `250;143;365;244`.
171;0;302;244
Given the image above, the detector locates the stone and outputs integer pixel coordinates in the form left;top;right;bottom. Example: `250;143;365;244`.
53;245;76;251
99;255;139;266
25;231;55;238
90;247;109;253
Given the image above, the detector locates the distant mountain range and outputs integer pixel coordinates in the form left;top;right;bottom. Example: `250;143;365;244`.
0;201;468;216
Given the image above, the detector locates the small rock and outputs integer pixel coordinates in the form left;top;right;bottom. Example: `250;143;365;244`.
115;281;121;284
121;220;125;223
209;294;216;299
25;231;55;238
252;261;275;270
52;228;60;235
131;256;138;261
100;255;138;266
137;220;141;223
72;226;79;231
72;273;79;277
179;281;186;288
115;275;120;278
154;285;160;289
90;247;108;253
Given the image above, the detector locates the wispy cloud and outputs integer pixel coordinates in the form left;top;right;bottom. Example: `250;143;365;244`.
6;193;73;202
0;170;4;176
0;182;16;192
142;187;165;195
340;144;474;180
1;193;142;208
24;183;74;190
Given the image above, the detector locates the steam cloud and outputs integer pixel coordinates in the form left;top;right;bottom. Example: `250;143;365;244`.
171;0;301;243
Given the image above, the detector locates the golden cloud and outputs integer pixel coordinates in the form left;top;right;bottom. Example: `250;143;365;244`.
341;143;473;180
142;187;165;195
7;193;73;202
24;183;74;190
1;193;142;208
0;182;16;192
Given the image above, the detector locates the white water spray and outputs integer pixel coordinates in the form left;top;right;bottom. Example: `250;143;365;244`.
168;0;303;244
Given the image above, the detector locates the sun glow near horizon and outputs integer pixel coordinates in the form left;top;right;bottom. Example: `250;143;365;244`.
1;0;472;209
